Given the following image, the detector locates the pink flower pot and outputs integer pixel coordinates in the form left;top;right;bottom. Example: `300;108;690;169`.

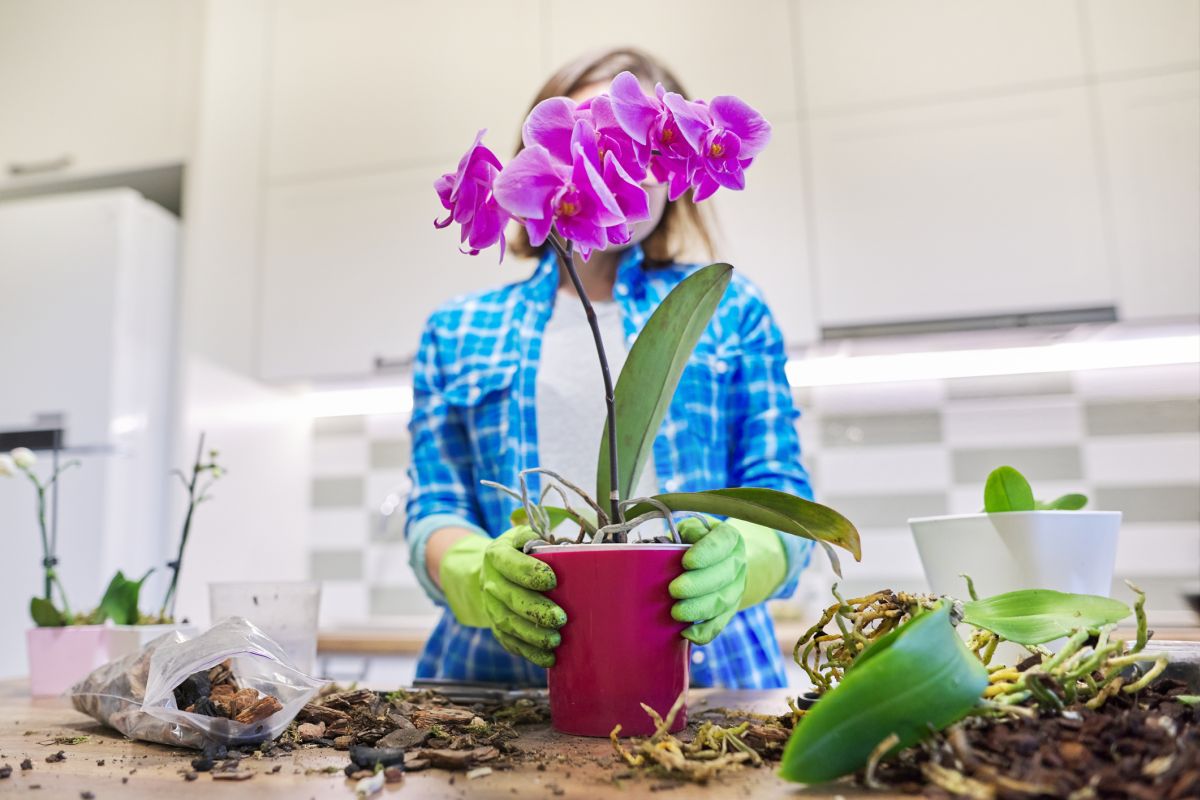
532;543;690;737
26;626;113;697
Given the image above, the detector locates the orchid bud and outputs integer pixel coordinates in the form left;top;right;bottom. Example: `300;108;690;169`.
10;448;36;469
0;454;14;478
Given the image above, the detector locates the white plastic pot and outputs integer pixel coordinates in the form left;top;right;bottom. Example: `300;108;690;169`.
908;511;1122;599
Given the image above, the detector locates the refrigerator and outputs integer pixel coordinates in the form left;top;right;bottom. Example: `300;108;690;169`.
0;189;179;679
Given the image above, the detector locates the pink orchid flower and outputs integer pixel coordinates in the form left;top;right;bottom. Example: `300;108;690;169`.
609;72;701;201
494;119;648;258
436;75;770;259
434;130;510;260
523;94;650;184
663;93;771;202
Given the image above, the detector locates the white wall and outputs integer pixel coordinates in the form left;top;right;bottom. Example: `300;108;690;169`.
169;0;310;627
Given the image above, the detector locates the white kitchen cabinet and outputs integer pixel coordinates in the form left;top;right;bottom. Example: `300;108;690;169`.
259;168;510;382
0;0;200;188
809;87;1113;329
1097;71;1200;321
796;0;1085;113
713;120;818;345
1083;0;1200;76
546;0;798;124
265;0;543;181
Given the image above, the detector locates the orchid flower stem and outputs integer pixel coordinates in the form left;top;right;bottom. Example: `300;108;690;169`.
21;458;81;617
545;230;623;537
34;480;51;602
160;433;205;619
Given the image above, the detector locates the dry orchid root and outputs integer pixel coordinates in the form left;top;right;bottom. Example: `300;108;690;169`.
609;692;793;783
793;586;942;692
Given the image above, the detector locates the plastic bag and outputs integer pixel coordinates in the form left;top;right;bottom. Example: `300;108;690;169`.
70;617;326;749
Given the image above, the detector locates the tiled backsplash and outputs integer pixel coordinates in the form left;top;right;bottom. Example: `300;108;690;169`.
797;363;1200;623
307;362;1200;627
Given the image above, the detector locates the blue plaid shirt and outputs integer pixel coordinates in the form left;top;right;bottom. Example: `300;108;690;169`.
405;245;814;688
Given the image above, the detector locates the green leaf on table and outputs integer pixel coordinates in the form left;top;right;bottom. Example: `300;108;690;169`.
30;596;67;627
624;487;862;563
779;604;987;785
983;466;1036;512
1034;493;1088;511
597;263;732;506
96;569;153;625
961;589;1130;644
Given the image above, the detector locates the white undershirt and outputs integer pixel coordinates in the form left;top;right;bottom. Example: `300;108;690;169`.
536;289;659;537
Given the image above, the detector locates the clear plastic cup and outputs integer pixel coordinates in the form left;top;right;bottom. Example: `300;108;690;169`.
208;581;322;675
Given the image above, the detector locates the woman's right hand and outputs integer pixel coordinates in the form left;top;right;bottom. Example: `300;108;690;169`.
438;526;567;668
482;527;567;667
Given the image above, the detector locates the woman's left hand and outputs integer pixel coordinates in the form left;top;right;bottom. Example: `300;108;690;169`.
668;519;748;644
668;517;790;645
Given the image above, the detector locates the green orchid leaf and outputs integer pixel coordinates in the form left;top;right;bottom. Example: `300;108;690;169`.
30;596;67;627
597;263;732;506
983;466;1036;512
779;604;987;784
1034;493;1088;511
1177;695;1200;707
961;589;1130;644
624;487;861;562
96;569;153;625
509;505;592;533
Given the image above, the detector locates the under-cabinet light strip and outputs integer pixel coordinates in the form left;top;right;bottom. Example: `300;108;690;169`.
786;333;1200;388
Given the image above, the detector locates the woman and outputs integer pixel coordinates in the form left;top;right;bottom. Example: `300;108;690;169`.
406;48;814;688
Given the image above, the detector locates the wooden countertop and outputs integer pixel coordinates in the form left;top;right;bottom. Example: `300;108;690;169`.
318;623;1200;656
0;680;889;798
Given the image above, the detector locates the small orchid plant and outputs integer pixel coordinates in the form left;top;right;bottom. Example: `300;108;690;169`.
434;72;860;564
1;439;220;628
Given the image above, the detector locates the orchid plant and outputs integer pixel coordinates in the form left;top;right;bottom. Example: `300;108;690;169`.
1;443;198;628
435;72;859;564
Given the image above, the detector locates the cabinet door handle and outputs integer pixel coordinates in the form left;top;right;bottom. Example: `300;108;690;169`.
374;355;414;372
8;154;74;177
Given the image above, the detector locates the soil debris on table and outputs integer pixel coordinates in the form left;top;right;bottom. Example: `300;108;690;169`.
281;684;543;779
860;677;1199;799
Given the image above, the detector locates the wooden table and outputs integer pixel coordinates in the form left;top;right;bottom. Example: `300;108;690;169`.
0;680;889;799
317;625;1200;657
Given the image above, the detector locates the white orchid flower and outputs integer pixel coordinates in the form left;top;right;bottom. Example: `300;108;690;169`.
0;454;14;477
11;447;37;469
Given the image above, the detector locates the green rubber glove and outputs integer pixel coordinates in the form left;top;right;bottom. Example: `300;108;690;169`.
439;526;567;668
668;517;788;645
